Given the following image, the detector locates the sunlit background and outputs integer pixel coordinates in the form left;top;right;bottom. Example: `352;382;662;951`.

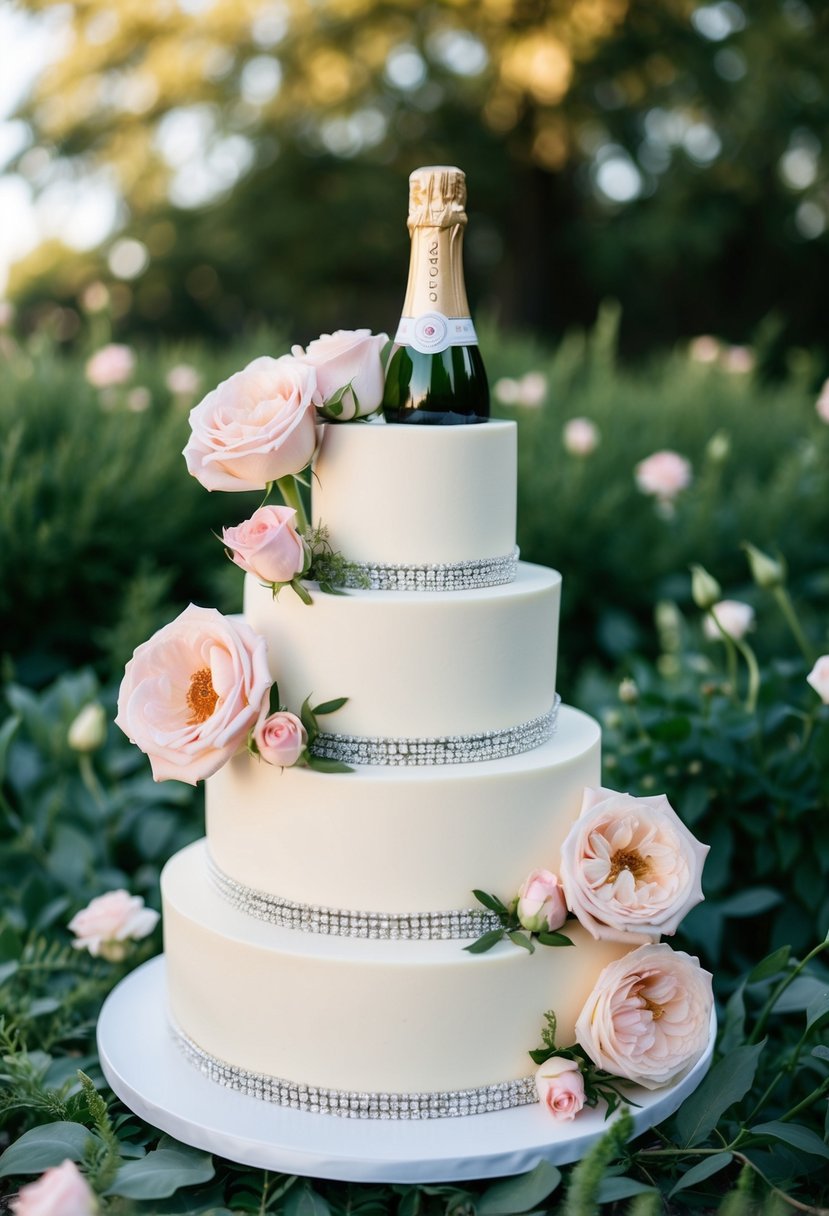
1;0;828;362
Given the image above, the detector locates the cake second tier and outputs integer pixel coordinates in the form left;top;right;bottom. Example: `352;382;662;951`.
244;561;560;740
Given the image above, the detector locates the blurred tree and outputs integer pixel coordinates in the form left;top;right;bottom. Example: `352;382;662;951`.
7;0;829;361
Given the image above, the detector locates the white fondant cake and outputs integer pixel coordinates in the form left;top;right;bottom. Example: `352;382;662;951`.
161;418;665;1115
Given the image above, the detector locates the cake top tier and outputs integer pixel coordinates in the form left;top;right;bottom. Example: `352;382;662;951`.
311;420;517;567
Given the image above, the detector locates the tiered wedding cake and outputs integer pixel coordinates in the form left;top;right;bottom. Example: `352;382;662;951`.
155;417;711;1119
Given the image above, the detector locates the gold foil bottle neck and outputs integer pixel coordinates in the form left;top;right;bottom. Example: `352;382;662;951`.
408;165;468;231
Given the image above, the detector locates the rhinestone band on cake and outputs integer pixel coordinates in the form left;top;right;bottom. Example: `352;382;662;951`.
337;546;519;592
208;853;501;940
310;697;560;767
171;1020;538;1120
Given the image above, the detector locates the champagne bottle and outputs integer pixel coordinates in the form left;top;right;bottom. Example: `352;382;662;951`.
383;165;490;424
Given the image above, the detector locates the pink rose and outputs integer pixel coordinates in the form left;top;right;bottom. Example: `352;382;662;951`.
254;710;307;767
292;329;388;420
223;505;307;585
535;1056;586;1121
10;1160;97;1216
516;869;568;933
68;890;159;962
563;417;599;456
704;599;755;641
115;604;271;784
575;943;713;1089
634;450;692;501
85;344;135;388
560;786;709;945
184;355;319;491
807;655;829;704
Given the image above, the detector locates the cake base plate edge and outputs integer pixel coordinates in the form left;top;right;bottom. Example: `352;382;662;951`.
97;955;716;1184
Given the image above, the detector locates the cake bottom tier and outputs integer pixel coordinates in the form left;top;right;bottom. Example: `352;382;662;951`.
163;842;632;1107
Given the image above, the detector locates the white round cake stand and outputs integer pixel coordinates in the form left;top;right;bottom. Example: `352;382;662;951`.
98;956;716;1185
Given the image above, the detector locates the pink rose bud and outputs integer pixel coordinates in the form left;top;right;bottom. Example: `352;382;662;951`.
10;1159;97;1216
535;1056;586;1121
516;868;567;933
634;450;692;502
84;343;135;388
292;329;388;420
223;505;307;585
184;355;319;492
254;710;308;768
807;655;829;705
68;890;159;962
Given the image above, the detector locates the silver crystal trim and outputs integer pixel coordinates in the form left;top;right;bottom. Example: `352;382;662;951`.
340;546;520;592
310;696;560;767
170;1019;539;1119
208;853;501;940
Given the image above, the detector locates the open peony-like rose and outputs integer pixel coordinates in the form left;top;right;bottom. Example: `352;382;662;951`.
516;869;568;934
535;1056;586;1121
560;786;709;944
293;329;388;420
68;890;159;961
223;505;307;586
575;943;713;1089
634;450;692;501
10;1160;97;1216
254;709;308;768
184;356;319;491
116;604;271;784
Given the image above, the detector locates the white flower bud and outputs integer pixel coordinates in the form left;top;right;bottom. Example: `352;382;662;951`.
690;564;721;611
68;703;107;753
743;543;785;589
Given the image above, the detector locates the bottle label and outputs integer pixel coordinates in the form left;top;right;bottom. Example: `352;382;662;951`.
395;312;478;355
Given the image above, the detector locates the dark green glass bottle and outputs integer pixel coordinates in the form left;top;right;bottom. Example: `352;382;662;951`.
382;166;490;425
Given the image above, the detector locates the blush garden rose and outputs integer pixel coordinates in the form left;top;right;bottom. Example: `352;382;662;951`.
560;786;709;944
10;1160;97;1216
184;355;319;492
115;604;271;784
68;890;159;961
293;329;388;420
575;943;713;1089
222;505;308;586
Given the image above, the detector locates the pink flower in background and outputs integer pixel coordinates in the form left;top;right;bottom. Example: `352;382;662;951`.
806;655;829;704
10;1160;97;1216
115;604;271;784
535;1057;586;1121
493;372;547;408
184;356;319;492
85;344;135;388
293;329;388;420
516;869;568;933
0;300;15;328
254;710;308;767
688;335;720;364
563;417;600;456
80;282;109;313
68;890;158;961
166;363;201;396
493;377;520;405
575;943;713;1088
815;380;829;424
126;386;151;413
634;450;692;502
223;505;307;585
560;786;709;944
723;345;755;374
704;600;755;641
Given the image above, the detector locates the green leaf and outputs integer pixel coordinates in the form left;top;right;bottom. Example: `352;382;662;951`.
508;930;534;953
719;982;746;1055
668;1152;733;1197
312;697;349;716
751;1121;829;1160
290;579;314;606
0;713;20;782
299;696;317;737
477;1160;561;1214
812;1045;829;1062
284;1185;332;1216
719;889;782;918
805;988;829;1032
595;1177;657;1202
0;960;19;985
107;1143;215;1199
464;929;505;954
472;889;509;917
536;931;574;948
325;400;344;418
674;1041;766;1147
0;1122;97;1178
305;756;353;774
747;946;791;983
